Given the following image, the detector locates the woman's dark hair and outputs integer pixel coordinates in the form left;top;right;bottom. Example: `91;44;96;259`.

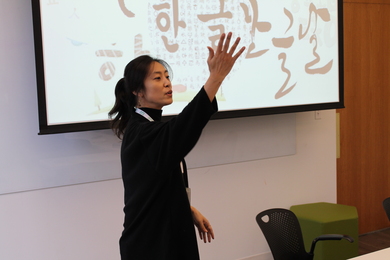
108;55;172;139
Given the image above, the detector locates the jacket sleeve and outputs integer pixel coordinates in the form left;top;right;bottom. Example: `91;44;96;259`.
139;87;218;172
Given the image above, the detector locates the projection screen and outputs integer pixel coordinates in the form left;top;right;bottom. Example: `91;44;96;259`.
31;0;344;134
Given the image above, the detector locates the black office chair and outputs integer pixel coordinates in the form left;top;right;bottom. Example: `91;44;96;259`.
383;197;390;221
256;208;354;260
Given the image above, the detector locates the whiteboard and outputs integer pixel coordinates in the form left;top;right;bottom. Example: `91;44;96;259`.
186;113;296;168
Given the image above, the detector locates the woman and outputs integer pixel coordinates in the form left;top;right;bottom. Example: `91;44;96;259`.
109;32;245;259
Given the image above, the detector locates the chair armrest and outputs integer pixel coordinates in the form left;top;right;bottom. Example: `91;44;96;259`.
309;234;354;255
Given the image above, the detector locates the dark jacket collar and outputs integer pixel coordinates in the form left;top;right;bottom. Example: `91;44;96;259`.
138;107;163;122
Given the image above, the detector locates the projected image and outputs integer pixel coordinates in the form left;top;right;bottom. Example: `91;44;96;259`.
35;0;340;129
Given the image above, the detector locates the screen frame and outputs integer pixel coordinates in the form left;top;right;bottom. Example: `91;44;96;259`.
31;0;344;135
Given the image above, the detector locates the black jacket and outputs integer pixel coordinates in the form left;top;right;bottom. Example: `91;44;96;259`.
119;87;217;259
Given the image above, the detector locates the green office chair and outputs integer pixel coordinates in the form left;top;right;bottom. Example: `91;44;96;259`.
256;208;354;260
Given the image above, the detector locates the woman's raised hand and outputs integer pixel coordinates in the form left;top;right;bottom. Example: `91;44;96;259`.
204;32;246;101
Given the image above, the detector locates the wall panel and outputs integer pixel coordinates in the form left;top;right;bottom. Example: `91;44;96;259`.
338;1;390;234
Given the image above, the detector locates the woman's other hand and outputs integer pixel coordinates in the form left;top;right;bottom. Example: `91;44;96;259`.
191;206;215;243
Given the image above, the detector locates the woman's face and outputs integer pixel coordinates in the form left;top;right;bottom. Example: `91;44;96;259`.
138;61;173;110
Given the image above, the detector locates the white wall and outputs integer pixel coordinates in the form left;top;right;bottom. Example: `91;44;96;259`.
0;1;337;259
191;110;337;260
0;110;336;260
